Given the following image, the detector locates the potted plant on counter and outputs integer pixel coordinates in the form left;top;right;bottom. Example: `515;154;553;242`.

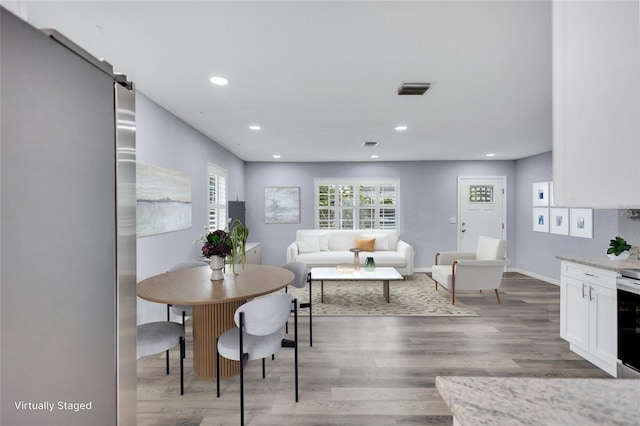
607;236;631;260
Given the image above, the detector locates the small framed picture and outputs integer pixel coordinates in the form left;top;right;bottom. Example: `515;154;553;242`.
532;182;549;206
550;207;569;235
569;208;593;239
533;207;549;233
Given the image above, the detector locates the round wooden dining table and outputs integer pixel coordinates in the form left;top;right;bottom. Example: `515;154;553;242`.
137;263;294;379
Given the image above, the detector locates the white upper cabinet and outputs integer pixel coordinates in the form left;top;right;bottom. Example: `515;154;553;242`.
552;0;640;208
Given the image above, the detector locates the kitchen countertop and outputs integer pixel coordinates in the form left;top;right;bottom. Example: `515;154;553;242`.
436;376;640;426
557;254;640;272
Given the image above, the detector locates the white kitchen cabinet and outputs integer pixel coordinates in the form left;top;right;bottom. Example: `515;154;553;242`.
560;261;618;376
552;0;640;208
244;242;262;264
561;276;590;352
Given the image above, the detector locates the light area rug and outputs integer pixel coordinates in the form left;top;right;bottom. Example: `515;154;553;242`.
286;273;477;317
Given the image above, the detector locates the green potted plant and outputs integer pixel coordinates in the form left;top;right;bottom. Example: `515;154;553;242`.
228;219;249;274
606;236;631;260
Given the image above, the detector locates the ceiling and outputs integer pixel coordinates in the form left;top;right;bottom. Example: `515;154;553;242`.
4;1;552;162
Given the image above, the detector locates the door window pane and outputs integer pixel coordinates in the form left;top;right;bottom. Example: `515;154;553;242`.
469;185;494;203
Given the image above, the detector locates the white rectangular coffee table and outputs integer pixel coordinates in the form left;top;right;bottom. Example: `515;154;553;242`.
310;267;404;303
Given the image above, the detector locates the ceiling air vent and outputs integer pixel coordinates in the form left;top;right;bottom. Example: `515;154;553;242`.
362;141;379;147
398;82;431;95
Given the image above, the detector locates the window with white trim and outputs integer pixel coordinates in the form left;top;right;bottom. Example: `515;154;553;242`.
315;179;399;229
208;164;227;231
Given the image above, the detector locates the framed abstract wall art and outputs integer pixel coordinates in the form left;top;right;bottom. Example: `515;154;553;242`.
264;187;300;224
532;181;549;206
533;207;549;233
570;208;593;238
136;163;192;236
550;207;569;235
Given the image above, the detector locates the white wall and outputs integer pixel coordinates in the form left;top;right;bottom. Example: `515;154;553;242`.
135;93;245;324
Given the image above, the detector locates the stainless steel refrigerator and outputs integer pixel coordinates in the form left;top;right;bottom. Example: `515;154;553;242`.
1;8;137;425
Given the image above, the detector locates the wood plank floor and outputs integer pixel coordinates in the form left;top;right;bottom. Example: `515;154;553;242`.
137;273;609;425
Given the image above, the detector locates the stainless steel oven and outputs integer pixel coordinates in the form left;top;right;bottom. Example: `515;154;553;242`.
617;268;640;378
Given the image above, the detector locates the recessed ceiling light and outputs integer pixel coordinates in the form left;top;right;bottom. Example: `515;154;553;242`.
249;125;261;130
485;153;496;157
370;155;379;159
209;76;229;86
273;155;281;159
395;125;408;131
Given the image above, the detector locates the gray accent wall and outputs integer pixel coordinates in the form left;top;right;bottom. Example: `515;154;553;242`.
245;152;627;282
244;160;518;270
1;9;118;425
514;152;619;281
135;93;245;324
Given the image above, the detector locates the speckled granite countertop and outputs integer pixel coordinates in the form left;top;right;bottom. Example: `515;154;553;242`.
436;376;640;426
557;254;640;272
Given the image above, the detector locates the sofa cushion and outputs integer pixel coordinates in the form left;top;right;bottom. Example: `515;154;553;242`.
318;233;330;251
297;238;320;253
328;232;358;251
296;250;406;268
355;238;375;252
296;251;355;266
362;233;389;250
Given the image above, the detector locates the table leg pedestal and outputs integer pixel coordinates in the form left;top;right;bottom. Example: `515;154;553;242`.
383;280;390;303
192;301;244;380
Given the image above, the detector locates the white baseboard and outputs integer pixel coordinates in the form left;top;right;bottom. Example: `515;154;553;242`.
414;266;559;286
510;268;559;286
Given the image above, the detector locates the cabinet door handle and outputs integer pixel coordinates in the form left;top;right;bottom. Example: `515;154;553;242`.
582;283;587;299
589;286;594;301
584;272;597;278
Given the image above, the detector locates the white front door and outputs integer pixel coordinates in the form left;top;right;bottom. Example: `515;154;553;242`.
457;176;506;252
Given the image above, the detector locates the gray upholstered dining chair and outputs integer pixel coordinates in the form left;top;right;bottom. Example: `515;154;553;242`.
137;321;185;395
431;236;511;305
216;292;299;426
167;260;208;325
282;261;313;346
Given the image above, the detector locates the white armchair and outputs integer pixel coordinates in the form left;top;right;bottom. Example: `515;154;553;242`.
431;236;510;305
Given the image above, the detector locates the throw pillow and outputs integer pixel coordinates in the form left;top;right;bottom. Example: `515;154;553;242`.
355;238;375;252
297;238;320;254
363;234;389;251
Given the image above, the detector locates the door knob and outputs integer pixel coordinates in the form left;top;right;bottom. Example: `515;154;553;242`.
461;229;466;233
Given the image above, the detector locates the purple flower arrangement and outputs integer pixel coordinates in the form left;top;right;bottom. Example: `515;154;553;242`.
201;229;232;259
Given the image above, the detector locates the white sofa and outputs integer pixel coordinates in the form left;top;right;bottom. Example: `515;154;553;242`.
286;229;414;276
